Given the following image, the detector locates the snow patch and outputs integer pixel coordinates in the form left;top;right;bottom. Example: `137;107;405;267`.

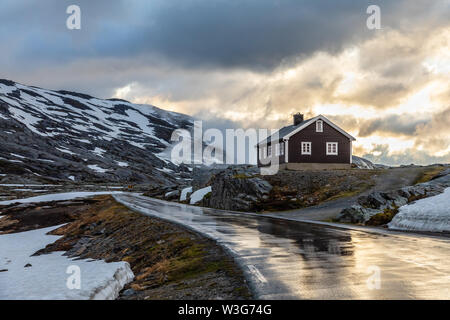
74;139;91;144
88;164;108;173
388;187;450;232
0;191;123;205
7;106;44;136
92;147;106;157
10;153;27;159
189;186;212;204
56;147;75;155
0;225;133;300
180;187;193;201
156;167;174;173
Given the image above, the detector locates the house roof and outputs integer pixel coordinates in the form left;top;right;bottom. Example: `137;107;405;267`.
257;114;356;146
258;120;308;145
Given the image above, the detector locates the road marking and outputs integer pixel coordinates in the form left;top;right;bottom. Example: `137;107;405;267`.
248;265;267;283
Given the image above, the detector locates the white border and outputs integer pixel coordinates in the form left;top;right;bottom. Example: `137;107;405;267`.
301;141;312;155
316;120;323;132
326;142;338;155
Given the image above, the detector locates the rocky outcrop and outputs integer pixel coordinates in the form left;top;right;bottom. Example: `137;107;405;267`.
201;167;272;211
336;169;450;224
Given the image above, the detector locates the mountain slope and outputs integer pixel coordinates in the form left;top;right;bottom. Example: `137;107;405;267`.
0;79;193;185
352;155;376;169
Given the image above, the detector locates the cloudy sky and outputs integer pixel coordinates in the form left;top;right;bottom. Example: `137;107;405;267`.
1;0;449;165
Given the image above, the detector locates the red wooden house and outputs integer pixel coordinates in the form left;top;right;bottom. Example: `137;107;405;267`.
257;113;356;170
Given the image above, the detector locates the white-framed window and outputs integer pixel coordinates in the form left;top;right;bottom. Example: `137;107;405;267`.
326;142;338;155
301;142;311;155
275;143;280;156
280;142;285;155
316;120;323;132
268;145;272;157
262;146;266;158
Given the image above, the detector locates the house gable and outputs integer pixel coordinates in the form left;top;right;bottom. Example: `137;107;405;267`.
256;113;355;168
287;120;351;164
283;115;355;141
256;114;355;147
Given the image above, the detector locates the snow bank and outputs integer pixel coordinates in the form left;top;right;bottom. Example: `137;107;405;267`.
0;191;123;205
116;161;128;167
0;225;133;300
88;164;108;173
189;186;212;204
180;187;193;201
388;187;450;232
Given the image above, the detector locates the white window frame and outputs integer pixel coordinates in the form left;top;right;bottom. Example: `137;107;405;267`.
326;142;338;155
268;145;272;157
280;142;284;155
301;142;311;155
275;143;280;156
316;120;323;132
262;147;266;158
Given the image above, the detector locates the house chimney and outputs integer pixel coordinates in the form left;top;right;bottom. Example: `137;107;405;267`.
293;113;304;126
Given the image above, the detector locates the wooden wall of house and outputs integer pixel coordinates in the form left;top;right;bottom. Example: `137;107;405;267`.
288;121;351;164
257;141;286;167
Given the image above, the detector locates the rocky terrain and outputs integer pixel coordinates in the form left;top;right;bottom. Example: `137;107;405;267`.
336;167;450;226
152;162;449;222
0;79;193;186
154;164;380;212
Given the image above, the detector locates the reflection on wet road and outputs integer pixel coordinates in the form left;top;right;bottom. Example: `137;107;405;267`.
115;194;450;299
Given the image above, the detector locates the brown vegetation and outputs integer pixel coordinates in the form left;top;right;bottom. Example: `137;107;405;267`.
413;166;446;184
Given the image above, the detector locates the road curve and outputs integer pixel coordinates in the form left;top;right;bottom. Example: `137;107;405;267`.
114;193;450;299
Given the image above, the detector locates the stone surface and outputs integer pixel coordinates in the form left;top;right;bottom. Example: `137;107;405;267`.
201;166;272;211
336;169;450;224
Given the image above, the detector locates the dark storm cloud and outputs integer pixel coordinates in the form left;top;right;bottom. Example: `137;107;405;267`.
358;115;430;137
4;0;445;71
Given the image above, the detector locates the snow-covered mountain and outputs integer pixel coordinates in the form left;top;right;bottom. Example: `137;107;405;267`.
352;155;376;169
0;79;193;185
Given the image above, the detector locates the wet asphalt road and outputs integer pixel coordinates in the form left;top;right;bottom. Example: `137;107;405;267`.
114;194;450;299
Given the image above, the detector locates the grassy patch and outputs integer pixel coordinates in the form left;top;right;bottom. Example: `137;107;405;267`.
325;182;373;202
232;173;255;179
366;206;398;226
414;166;445;184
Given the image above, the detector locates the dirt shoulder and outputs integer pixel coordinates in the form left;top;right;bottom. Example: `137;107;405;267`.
0;195;251;300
